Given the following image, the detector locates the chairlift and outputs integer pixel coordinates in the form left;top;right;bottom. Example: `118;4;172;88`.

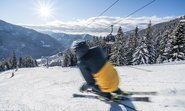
106;25;115;43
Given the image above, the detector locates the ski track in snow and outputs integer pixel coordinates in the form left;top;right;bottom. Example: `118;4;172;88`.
0;62;185;111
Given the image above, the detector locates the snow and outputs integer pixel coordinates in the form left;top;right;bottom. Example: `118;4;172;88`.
40;41;51;47
0;62;185;111
43;45;51;47
180;19;185;23
21;43;26;47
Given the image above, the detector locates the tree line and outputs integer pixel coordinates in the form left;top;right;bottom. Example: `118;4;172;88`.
62;19;185;67
0;51;38;72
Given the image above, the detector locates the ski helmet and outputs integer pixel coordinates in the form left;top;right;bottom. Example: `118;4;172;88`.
71;40;89;59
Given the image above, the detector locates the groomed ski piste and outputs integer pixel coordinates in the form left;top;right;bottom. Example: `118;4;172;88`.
0;61;185;111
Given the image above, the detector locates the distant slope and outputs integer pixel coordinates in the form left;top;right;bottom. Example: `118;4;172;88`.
44;32;93;48
138;16;183;41
0;20;65;59
122;16;184;41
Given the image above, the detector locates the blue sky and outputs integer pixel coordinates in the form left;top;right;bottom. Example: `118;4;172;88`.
0;0;185;35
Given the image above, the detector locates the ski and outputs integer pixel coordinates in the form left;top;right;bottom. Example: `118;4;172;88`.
85;89;157;96
73;93;144;111
124;91;157;95
73;93;150;102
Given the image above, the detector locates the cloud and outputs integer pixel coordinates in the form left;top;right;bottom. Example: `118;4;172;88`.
26;16;175;36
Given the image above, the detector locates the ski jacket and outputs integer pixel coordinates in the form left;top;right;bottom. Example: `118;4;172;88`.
78;46;119;92
93;61;119;92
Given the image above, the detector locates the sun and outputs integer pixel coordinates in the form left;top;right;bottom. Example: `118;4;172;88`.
38;5;52;17
35;0;54;18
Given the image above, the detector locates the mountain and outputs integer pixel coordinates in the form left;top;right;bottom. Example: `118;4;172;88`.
138;17;182;41
0;20;65;59
43;32;94;48
123;16;184;40
0;61;185;110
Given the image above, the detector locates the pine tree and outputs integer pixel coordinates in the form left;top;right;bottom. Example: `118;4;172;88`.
62;53;68;67
155;38;161;63
19;57;23;68
34;60;38;67
110;27;127;66
88;36;111;59
157;31;172;63
19;56;37;68
62;49;77;67
134;26;139;47
11;51;17;69
88;36;100;47
132;36;150;65
126;35;136;65
126;27;139;65
169;20;185;61
4;61;10;70
145;21;156;64
0;62;3;72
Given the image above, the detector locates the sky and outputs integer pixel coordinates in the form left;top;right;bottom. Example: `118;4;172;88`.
0;0;185;35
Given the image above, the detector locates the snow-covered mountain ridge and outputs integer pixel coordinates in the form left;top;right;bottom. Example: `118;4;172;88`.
0;20;64;59
45;32;93;49
0;62;185;111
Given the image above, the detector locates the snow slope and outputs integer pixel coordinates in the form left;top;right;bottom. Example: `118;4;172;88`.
0;62;185;111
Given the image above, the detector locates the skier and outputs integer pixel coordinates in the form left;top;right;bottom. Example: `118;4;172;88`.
71;40;127;100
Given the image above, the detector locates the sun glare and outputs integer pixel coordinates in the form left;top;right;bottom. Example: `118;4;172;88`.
38;5;51;17
35;0;54;18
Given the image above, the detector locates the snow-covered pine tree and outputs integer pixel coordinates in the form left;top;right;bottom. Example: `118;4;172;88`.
145;21;156;64
169;20;185;61
34;60;38;67
126;26;139;65
154;38;161;63
4;61;10;70
0;62;3;72
19;57;23;68
70;53;77;66
99;37;110;57
62;50;70;67
62;49;77;67
20;56;37;68
134;26;139;47
157;30;172;63
89;36;111;57
88;36;99;47
11;51;17;69
132;36;150;65
88;36;106;47
125;34;136;65
110;27;127;66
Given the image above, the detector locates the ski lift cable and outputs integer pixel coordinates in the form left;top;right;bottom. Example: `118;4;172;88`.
78;0;120;34
86;0;120;26
73;0;156;36
113;0;156;26
100;0;157;34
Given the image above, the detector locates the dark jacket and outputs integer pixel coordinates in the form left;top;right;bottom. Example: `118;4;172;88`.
78;46;119;92
77;46;107;85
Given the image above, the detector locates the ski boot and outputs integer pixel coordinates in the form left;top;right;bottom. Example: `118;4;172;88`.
121;90;130;95
112;89;130;96
96;92;113;102
111;90;130;100
79;83;98;93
